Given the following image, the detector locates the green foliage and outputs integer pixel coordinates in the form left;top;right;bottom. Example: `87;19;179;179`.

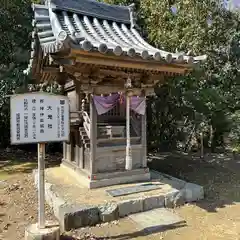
0;0;239;152
228;111;240;151
101;0;240;152
0;0;32;65
0;0;34;146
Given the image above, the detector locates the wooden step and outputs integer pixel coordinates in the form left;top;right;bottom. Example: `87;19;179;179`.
79;128;88;137
82;137;90;142
81;135;88;140
80;131;88;136
84;143;90;148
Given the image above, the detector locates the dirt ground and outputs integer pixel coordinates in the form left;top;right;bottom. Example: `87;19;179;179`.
0;149;240;240
148;152;240;240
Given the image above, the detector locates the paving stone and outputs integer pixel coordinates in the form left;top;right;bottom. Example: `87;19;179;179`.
99;202;119;222
143;195;165;211
106;183;162;197
129;208;185;232
184;182;204;202
118;198;144;217
59;204;100;231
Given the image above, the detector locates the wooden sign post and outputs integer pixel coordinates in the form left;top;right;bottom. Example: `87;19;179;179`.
10;92;69;230
38;143;45;228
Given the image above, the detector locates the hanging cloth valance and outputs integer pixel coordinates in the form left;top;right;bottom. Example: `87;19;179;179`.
93;93;120;115
130;96;146;115
93;93;146;115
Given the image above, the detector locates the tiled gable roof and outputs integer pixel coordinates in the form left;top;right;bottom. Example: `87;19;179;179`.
26;0;206;75
51;0;131;24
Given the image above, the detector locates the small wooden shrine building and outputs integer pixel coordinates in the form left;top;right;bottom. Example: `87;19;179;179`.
26;0;206;188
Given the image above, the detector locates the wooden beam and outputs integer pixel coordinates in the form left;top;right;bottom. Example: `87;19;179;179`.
63;64;94;76
94;86;143;95
42;66;60;73
70;49;191;74
54;58;76;66
98;69;142;78
64;80;75;90
73;54;188;74
70;48;192;68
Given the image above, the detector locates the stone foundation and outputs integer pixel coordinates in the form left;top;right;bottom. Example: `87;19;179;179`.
33;168;204;231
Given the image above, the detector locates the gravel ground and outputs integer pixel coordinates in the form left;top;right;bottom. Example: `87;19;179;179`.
0;173;55;240
0;149;99;240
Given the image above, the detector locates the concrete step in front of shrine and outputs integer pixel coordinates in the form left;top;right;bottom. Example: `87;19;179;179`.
33;167;204;232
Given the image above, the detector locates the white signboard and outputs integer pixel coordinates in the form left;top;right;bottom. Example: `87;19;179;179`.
10;92;70;144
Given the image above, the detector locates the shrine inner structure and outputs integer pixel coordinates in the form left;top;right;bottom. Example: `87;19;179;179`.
27;0;206;188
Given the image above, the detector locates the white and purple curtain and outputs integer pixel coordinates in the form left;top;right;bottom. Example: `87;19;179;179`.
93;93;146;115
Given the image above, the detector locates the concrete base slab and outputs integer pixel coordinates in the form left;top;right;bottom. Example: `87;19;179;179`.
32;167;204;231
25;221;60;240
129;208;186;232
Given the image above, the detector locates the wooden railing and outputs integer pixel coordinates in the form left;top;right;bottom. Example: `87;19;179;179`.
98;125;125;139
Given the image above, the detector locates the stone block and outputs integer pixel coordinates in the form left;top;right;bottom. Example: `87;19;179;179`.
150;171;187;190
184;182;204;202
51;194;66;220
118;198;144;218
129;208;185;229
25;221;60;240
99;203;119;222
165;188;185;208
143;195;165;211
59;204;100;231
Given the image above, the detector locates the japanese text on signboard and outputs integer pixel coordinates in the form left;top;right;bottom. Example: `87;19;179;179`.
10;93;69;144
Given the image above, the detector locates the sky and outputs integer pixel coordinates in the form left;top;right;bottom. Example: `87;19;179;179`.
228;0;240;8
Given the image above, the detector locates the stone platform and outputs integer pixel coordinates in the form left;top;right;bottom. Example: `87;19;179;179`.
33;167;204;232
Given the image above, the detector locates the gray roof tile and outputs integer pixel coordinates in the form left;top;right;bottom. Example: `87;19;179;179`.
52;0;131;24
30;1;206;66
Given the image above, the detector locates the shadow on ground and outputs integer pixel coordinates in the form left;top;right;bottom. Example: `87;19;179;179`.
104;222;186;240
148;151;240;212
0;149;61;176
60;221;186;240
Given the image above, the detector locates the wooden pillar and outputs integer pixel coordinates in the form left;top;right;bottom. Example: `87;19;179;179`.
63;142;66;160
66;142;71;161
70;132;75;162
90;94;97;175
141;96;147;168
125;91;133;170
79;141;84;169
75;84;84;168
74;130;80;166
75;82;81;111
78;92;86;169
